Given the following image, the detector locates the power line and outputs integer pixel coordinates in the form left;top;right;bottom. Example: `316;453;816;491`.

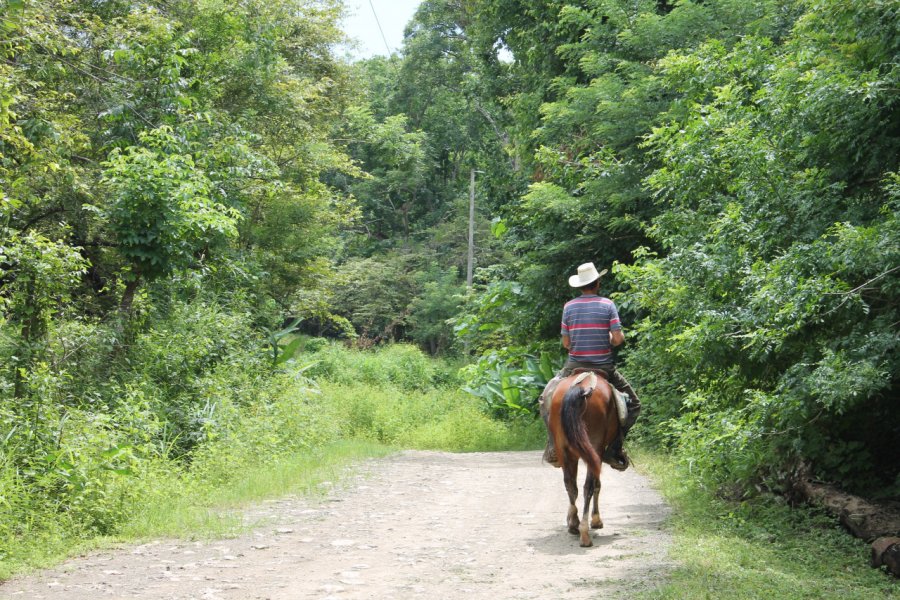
367;0;392;56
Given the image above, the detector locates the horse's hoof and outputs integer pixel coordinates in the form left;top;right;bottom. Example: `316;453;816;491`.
591;519;603;530
580;536;593;547
568;526;580;535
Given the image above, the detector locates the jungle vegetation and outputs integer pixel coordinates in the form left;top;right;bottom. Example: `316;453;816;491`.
0;0;897;580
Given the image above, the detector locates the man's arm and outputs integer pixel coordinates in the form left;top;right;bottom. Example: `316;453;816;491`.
561;334;570;349
610;329;624;347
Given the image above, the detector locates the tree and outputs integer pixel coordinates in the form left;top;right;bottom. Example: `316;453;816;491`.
463;0;792;340
99;126;240;312
619;0;900;492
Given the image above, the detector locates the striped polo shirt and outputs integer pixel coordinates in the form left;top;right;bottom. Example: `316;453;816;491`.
560;294;622;365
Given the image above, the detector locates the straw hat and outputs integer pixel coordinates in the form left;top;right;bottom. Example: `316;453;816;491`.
568;262;608;288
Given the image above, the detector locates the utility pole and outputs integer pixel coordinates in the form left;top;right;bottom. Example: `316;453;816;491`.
467;168;476;288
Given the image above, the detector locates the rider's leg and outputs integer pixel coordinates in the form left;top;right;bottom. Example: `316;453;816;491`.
540;381;560;467
601;366;641;471
540;365;574;467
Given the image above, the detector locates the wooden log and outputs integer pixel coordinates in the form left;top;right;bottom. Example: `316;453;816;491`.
884;545;900;578
872;537;900;577
795;479;900;542
872;537;900;566
792;477;900;577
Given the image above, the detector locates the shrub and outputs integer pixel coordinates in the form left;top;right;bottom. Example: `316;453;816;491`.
458;348;562;420
190;373;341;487
304;336;329;352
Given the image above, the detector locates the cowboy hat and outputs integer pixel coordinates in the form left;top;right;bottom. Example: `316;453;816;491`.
568;262;608;288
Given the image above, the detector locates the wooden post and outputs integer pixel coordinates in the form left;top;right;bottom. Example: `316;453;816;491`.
467;168;475;288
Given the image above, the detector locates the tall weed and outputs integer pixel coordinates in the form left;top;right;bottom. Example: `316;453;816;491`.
299;342;458;390
318;381;542;452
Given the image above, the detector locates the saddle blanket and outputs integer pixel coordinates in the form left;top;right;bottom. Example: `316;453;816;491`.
543;372;628;426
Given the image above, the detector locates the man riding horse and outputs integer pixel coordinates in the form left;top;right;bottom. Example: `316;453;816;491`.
540;262;641;470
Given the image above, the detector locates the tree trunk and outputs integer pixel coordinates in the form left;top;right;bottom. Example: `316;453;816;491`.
14;284;43;399
793;478;900;542
119;276;141;314
112;276;142;354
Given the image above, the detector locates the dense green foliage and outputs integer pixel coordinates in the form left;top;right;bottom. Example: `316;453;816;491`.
0;0;368;577
436;0;898;498
1;0;897;583
618;3;899;494
1;0;355;560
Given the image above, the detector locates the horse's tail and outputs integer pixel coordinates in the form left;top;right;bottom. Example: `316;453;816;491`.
561;383;603;477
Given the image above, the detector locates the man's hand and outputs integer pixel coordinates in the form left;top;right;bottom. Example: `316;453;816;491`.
561;335;570;349
611;329;625;347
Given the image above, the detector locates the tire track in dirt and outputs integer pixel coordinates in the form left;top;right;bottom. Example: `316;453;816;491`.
1;451;672;599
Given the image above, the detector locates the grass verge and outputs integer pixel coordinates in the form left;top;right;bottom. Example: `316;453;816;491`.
0;440;391;581
120;440;394;540
633;447;899;599
317;380;543;452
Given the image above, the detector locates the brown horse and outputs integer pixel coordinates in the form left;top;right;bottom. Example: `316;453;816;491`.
547;372;620;547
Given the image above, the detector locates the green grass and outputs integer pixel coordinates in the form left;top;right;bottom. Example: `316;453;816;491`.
120;440;393;539
0;440;391;580
634;447;899;599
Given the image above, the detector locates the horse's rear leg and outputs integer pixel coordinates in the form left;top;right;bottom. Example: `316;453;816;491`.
579;473;597;547
591;478;603;529
563;459;580;535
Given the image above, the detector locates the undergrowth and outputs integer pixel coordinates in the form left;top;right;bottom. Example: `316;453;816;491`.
0;341;541;580
634;448;899;599
297;341;543;452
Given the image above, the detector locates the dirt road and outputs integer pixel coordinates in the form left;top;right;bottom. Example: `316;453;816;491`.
1;451;672;599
